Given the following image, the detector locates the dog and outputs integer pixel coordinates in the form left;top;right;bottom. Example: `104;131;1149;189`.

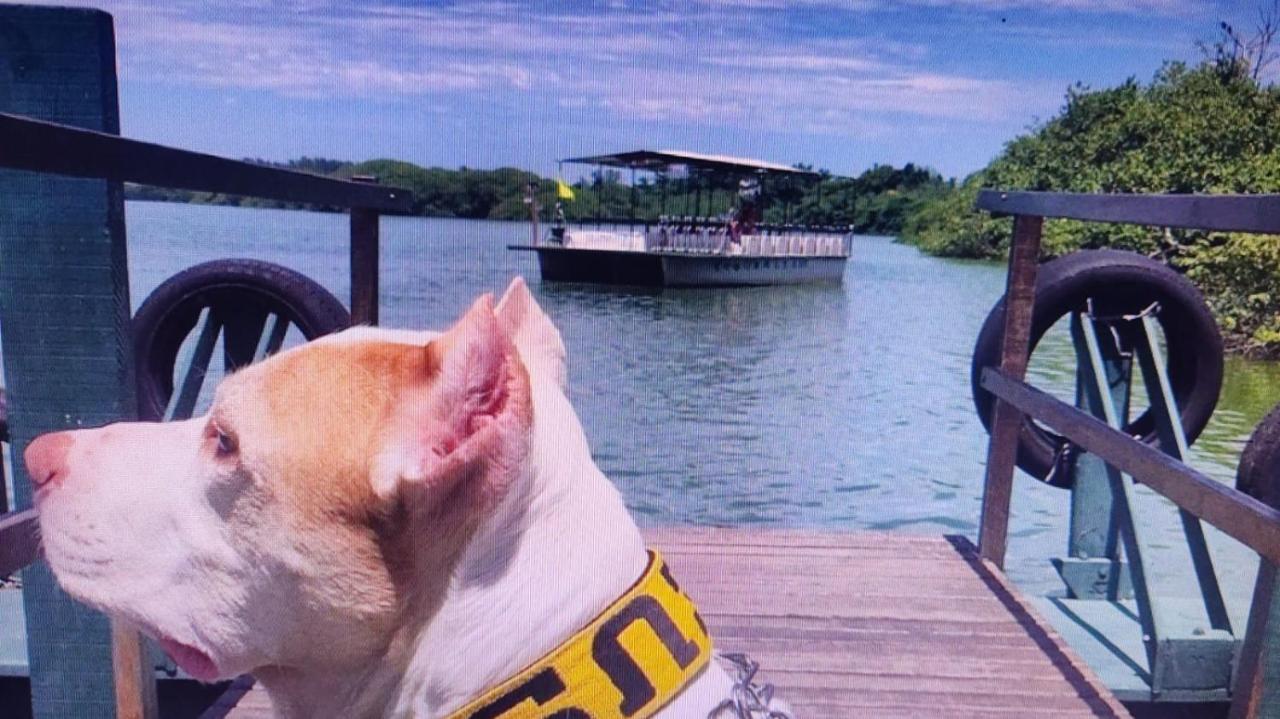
24;278;757;718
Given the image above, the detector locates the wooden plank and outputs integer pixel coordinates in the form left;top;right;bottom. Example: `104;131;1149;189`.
111;623;159;719
0;509;39;577
219;530;1127;717
981;368;1280;563
978;214;1042;568
0;113;413;212
975;190;1280;234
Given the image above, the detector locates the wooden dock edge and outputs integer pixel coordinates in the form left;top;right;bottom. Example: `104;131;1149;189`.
945;535;1131;717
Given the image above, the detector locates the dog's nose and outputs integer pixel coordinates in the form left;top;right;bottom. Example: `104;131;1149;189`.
25;431;74;490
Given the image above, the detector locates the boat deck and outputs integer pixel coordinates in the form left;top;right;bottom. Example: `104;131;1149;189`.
210;528;1128;718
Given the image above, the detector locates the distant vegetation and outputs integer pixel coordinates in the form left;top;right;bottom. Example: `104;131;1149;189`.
900;12;1280;356
125;159;950;237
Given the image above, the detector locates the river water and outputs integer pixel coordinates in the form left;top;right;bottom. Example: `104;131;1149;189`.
104;202;1280;620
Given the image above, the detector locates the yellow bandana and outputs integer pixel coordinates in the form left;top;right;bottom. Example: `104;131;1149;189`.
446;551;712;719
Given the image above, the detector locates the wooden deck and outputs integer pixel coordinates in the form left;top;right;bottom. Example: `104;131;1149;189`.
214;528;1129;718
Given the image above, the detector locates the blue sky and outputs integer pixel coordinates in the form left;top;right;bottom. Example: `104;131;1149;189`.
30;0;1245;178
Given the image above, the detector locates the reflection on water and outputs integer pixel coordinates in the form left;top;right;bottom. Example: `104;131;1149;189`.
115;203;1280;611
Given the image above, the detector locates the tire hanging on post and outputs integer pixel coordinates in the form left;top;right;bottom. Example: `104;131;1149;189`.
971;249;1224;486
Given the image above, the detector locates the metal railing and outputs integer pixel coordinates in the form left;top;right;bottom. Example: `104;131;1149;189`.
0;112;412;326
0;110;413;716
0;111;415;578
973;189;1280;717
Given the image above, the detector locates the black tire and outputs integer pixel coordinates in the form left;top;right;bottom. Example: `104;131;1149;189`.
133;259;350;421
1238;403;1280;509
972;249;1224;485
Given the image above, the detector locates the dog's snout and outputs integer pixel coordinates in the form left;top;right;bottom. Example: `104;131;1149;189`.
25;431;74;490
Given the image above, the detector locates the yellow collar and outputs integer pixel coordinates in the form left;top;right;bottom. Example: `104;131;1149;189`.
446;551;712;719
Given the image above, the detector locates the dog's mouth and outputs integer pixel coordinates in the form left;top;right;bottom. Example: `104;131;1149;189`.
158;636;220;683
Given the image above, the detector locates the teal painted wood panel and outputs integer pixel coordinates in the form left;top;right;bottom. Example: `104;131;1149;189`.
0;6;135;718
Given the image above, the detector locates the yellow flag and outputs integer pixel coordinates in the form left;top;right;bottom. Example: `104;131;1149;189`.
556;179;575;201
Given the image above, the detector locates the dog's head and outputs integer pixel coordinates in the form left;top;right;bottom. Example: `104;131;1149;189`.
25;278;564;682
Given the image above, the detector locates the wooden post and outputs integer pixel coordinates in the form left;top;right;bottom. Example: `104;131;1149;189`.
977;215;1043;568
0;6;154;717
349;207;380;326
112;624;160;719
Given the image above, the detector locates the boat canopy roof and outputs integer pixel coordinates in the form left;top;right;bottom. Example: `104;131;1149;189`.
560;149;820;177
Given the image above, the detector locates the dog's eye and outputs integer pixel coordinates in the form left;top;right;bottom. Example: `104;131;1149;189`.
213;427;238;459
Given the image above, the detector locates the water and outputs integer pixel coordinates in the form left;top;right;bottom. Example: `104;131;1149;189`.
93;202;1280;618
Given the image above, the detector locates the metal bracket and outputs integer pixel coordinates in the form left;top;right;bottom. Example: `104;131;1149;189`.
1052;309;1237;699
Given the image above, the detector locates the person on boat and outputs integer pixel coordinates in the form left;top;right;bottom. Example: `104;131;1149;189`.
548;201;568;244
729;177;761;245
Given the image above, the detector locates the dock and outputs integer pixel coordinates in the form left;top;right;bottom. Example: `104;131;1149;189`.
213;528;1127;718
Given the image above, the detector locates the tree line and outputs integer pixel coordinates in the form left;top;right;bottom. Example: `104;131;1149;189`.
125;158;950;237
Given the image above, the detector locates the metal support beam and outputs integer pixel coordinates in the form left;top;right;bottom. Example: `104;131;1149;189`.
0;113;411;212
1075;316;1164;680
1056;314;1130;601
1131;316;1231;635
0;508;39;577
975;190;1280;234
350;208;380;326
978;214;1042;567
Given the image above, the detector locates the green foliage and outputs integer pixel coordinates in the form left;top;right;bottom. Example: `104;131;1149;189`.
1183;233;1280;354
901;61;1280;355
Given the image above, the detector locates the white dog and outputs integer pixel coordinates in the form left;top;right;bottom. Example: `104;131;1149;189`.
24;278;762;718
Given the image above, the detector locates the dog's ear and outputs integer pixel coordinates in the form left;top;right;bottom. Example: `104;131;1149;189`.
495;277;567;391
372;295;532;512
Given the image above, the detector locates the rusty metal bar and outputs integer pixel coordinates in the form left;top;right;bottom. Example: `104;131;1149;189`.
0;113;413;212
977;214;1042;568
1232;561;1277;718
981;367;1280;563
1;388;7;514
976;190;1280;234
350;208;380;325
0;508;39;576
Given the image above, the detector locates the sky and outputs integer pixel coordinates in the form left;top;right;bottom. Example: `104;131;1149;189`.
21;0;1254;179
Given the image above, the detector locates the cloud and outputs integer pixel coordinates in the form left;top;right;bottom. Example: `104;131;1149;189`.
17;0;1065;134
694;0;1204;14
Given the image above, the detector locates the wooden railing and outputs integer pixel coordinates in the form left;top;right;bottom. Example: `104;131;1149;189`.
973;189;1280;717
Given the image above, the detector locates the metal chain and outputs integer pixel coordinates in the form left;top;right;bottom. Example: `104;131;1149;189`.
708;652;792;719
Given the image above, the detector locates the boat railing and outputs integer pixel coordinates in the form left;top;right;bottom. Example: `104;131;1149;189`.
972;189;1280;717
557;217;853;257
